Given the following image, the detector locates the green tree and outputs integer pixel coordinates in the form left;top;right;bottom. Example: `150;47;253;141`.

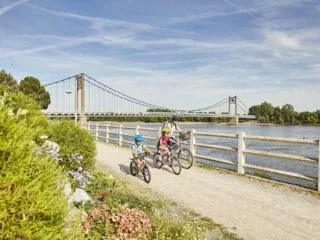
260;101;274;122
248;105;261;116
0;70;19;92
19;76;51;109
273;107;281;123
298;111;318;124
281;104;294;123
147;108;172;112
316;110;320;123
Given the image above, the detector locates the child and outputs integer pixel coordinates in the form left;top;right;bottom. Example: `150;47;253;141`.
157;127;177;164
132;134;151;168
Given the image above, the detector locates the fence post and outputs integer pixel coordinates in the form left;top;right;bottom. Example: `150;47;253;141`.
237;132;246;174
106;124;109;143
318;139;320;191
95;123;99;141
190;129;196;162
119;125;123;146
136;125;140;135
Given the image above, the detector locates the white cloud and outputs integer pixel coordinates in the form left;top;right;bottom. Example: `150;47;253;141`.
169;8;258;24
30;4;198;38
264;30;300;48
0;0;29;16
30;4;154;32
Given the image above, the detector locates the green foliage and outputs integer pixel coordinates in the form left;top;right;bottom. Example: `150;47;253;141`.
49;120;96;170
0;105;67;240
0;70;18;92
0;87;49;143
249;102;320;125
253;171;271;180
147;108;173;112
19;76;51;110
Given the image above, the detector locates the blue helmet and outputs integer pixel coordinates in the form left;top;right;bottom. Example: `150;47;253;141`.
134;134;143;141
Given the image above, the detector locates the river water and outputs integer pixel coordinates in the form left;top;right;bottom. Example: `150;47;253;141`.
93;122;320;189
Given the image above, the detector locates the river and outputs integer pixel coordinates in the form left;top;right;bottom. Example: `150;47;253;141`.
94;122;320;189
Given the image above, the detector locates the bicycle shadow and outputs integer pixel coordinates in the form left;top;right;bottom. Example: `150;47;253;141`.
119;163;146;181
144;157;175;174
119;164;131;175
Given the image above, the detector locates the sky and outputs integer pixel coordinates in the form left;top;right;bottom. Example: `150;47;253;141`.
0;0;319;112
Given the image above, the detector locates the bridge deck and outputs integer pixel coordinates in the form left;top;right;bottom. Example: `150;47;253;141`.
96;142;320;240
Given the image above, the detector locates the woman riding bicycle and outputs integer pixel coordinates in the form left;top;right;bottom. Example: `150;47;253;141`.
132;134;151;168
161;115;181;137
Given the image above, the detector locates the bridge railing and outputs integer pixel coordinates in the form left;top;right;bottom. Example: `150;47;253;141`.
86;122;320;191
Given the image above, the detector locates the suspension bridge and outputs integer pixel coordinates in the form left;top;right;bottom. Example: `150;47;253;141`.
43;73;256;123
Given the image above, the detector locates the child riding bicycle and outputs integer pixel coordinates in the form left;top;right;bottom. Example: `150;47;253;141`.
157;127;178;165
132;134;151;168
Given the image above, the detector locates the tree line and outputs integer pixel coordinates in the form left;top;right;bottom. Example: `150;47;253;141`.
249;102;320;125
0;70;50;109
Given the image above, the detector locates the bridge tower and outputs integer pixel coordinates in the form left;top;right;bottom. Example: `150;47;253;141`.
228;96;239;124
228;96;239;114
75;73;86;125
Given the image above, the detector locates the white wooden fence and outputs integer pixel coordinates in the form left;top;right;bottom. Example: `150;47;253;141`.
86;122;320;191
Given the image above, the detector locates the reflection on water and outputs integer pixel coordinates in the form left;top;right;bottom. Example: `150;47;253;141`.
92;122;320;190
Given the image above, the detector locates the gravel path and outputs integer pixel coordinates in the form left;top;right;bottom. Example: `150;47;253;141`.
96;142;320;240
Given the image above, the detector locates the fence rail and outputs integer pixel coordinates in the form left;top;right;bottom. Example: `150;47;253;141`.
86;122;320;191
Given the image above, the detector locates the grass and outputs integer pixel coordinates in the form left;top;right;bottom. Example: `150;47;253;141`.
90;163;242;240
253;170;271;180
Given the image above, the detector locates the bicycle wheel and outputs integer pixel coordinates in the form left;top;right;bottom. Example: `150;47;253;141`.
130;161;139;176
178;148;194;169
153;153;163;169
171;156;181;175
142;165;151;183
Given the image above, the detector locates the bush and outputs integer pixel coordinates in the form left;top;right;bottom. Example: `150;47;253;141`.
0;108;67;239
0;87;49;142
49;120;96;170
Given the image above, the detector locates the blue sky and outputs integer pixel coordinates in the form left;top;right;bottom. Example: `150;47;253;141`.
0;0;319;112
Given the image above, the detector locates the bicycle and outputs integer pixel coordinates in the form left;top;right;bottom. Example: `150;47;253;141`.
153;148;182;175
129;153;151;183
172;131;194;169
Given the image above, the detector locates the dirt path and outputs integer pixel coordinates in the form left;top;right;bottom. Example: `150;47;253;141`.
96;142;320;240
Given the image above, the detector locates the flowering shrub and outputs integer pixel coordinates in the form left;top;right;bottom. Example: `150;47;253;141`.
110;208;152;239
49;120;96;170
68;167;94;189
82;203;152;239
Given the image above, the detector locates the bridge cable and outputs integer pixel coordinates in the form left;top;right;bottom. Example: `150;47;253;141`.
191;97;229;112
237;97;249;111
44;75;78;87
191;97;229;111
84;74;175;111
84;79;160;109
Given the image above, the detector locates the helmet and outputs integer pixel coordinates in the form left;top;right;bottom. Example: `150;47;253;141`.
172;115;179;121
162;127;170;134
134;134;143;141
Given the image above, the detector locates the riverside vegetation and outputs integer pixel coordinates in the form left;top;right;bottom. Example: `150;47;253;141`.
87;103;320;125
0;84;240;239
